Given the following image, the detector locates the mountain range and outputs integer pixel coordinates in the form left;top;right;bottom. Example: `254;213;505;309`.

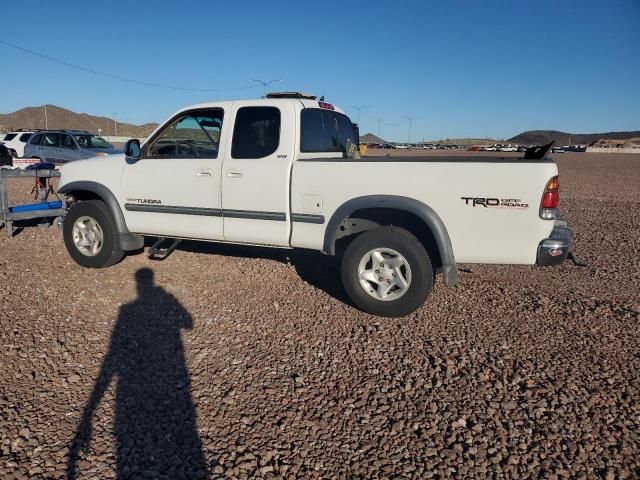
0;105;158;137
363;130;640;146
507;130;640;146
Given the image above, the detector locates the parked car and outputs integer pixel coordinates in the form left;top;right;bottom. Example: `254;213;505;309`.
58;93;572;317
24;130;123;164
499;145;518;152
1;130;35;157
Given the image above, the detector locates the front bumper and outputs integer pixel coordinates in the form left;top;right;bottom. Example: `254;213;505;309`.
536;218;572;266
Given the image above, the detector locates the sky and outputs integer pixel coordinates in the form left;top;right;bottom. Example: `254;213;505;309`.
0;0;638;141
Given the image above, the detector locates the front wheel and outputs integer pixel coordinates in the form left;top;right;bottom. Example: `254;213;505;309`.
63;200;124;268
341;227;434;317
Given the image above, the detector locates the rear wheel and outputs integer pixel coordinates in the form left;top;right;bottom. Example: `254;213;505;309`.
341;227;434;317
63;200;124;268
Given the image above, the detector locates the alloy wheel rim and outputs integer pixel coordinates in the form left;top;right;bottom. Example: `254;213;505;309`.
357;248;412;301
72;215;104;257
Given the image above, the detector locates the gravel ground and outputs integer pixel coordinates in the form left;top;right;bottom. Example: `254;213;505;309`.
1;152;639;479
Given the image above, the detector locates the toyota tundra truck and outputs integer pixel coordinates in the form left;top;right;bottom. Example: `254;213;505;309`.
57;92;572;316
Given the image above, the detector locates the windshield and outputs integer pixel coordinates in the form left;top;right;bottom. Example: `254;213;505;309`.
73;135;113;149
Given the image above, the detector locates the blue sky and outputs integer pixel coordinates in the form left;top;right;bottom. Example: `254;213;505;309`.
1;0;638;141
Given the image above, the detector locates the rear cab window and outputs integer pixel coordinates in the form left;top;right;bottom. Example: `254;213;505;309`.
300;109;357;154
3;133;17;141
231;107;281;159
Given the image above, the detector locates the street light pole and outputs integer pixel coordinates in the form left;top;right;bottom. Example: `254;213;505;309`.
406;116;416;144
349;105;370;124
44;104;48;129
112;112;118;137
251;79;282;97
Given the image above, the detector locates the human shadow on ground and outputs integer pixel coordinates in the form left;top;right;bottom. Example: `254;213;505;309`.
67;268;208;480
148;239;350;305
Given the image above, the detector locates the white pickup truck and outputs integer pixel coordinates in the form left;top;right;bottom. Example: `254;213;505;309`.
58;93;572;316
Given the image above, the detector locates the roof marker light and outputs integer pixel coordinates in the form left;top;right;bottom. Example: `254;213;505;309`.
318;101;334;110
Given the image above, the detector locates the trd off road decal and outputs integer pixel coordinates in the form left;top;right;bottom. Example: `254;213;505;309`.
461;197;529;209
126;198;162;204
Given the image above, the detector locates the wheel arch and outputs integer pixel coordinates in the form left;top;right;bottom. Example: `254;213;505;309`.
58;181;143;251
323;195;457;287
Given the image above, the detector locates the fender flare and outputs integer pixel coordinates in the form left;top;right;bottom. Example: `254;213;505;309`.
323;195;458;287
58;181;143;251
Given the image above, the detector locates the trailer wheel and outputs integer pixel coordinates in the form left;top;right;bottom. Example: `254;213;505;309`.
63;200;124;268
341;226;434;317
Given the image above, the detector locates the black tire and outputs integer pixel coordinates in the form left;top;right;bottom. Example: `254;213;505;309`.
341;226;434;317
63;200;124;268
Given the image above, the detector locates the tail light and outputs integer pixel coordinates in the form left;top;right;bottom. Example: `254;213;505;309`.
540;175;559;219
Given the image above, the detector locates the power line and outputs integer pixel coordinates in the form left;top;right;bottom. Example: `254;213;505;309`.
0;38;255;93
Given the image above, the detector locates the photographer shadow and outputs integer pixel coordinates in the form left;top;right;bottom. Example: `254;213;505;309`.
67;268;207;480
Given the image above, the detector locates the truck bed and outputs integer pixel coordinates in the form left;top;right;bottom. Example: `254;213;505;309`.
290;155;558;264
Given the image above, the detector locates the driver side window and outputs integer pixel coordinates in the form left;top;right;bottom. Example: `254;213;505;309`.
145;109;224;159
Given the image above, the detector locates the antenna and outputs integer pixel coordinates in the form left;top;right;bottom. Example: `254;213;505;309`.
251;79;282;97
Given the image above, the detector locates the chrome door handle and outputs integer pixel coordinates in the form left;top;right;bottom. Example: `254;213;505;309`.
226;170;243;178
196;169;213;177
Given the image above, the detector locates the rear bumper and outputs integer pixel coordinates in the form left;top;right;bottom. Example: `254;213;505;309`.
536;219;572;266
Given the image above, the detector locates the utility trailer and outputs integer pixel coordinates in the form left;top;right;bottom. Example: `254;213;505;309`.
0;167;66;237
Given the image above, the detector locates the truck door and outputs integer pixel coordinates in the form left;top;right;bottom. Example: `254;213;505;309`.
120;108;225;240
221;102;295;246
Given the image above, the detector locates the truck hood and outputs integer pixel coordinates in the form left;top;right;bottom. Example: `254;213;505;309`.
58;153;126;191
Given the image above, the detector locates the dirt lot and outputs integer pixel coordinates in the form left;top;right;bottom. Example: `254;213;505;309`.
1;152;639;479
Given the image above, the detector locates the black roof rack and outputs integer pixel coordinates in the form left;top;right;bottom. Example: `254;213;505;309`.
31;129;92;134
266;92;317;100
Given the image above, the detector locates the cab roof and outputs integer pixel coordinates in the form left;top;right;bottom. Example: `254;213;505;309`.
173;96;346;116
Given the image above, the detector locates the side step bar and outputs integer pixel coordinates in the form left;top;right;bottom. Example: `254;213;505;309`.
148;237;181;261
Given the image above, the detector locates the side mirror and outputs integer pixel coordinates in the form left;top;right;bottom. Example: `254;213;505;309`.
124;139;141;158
